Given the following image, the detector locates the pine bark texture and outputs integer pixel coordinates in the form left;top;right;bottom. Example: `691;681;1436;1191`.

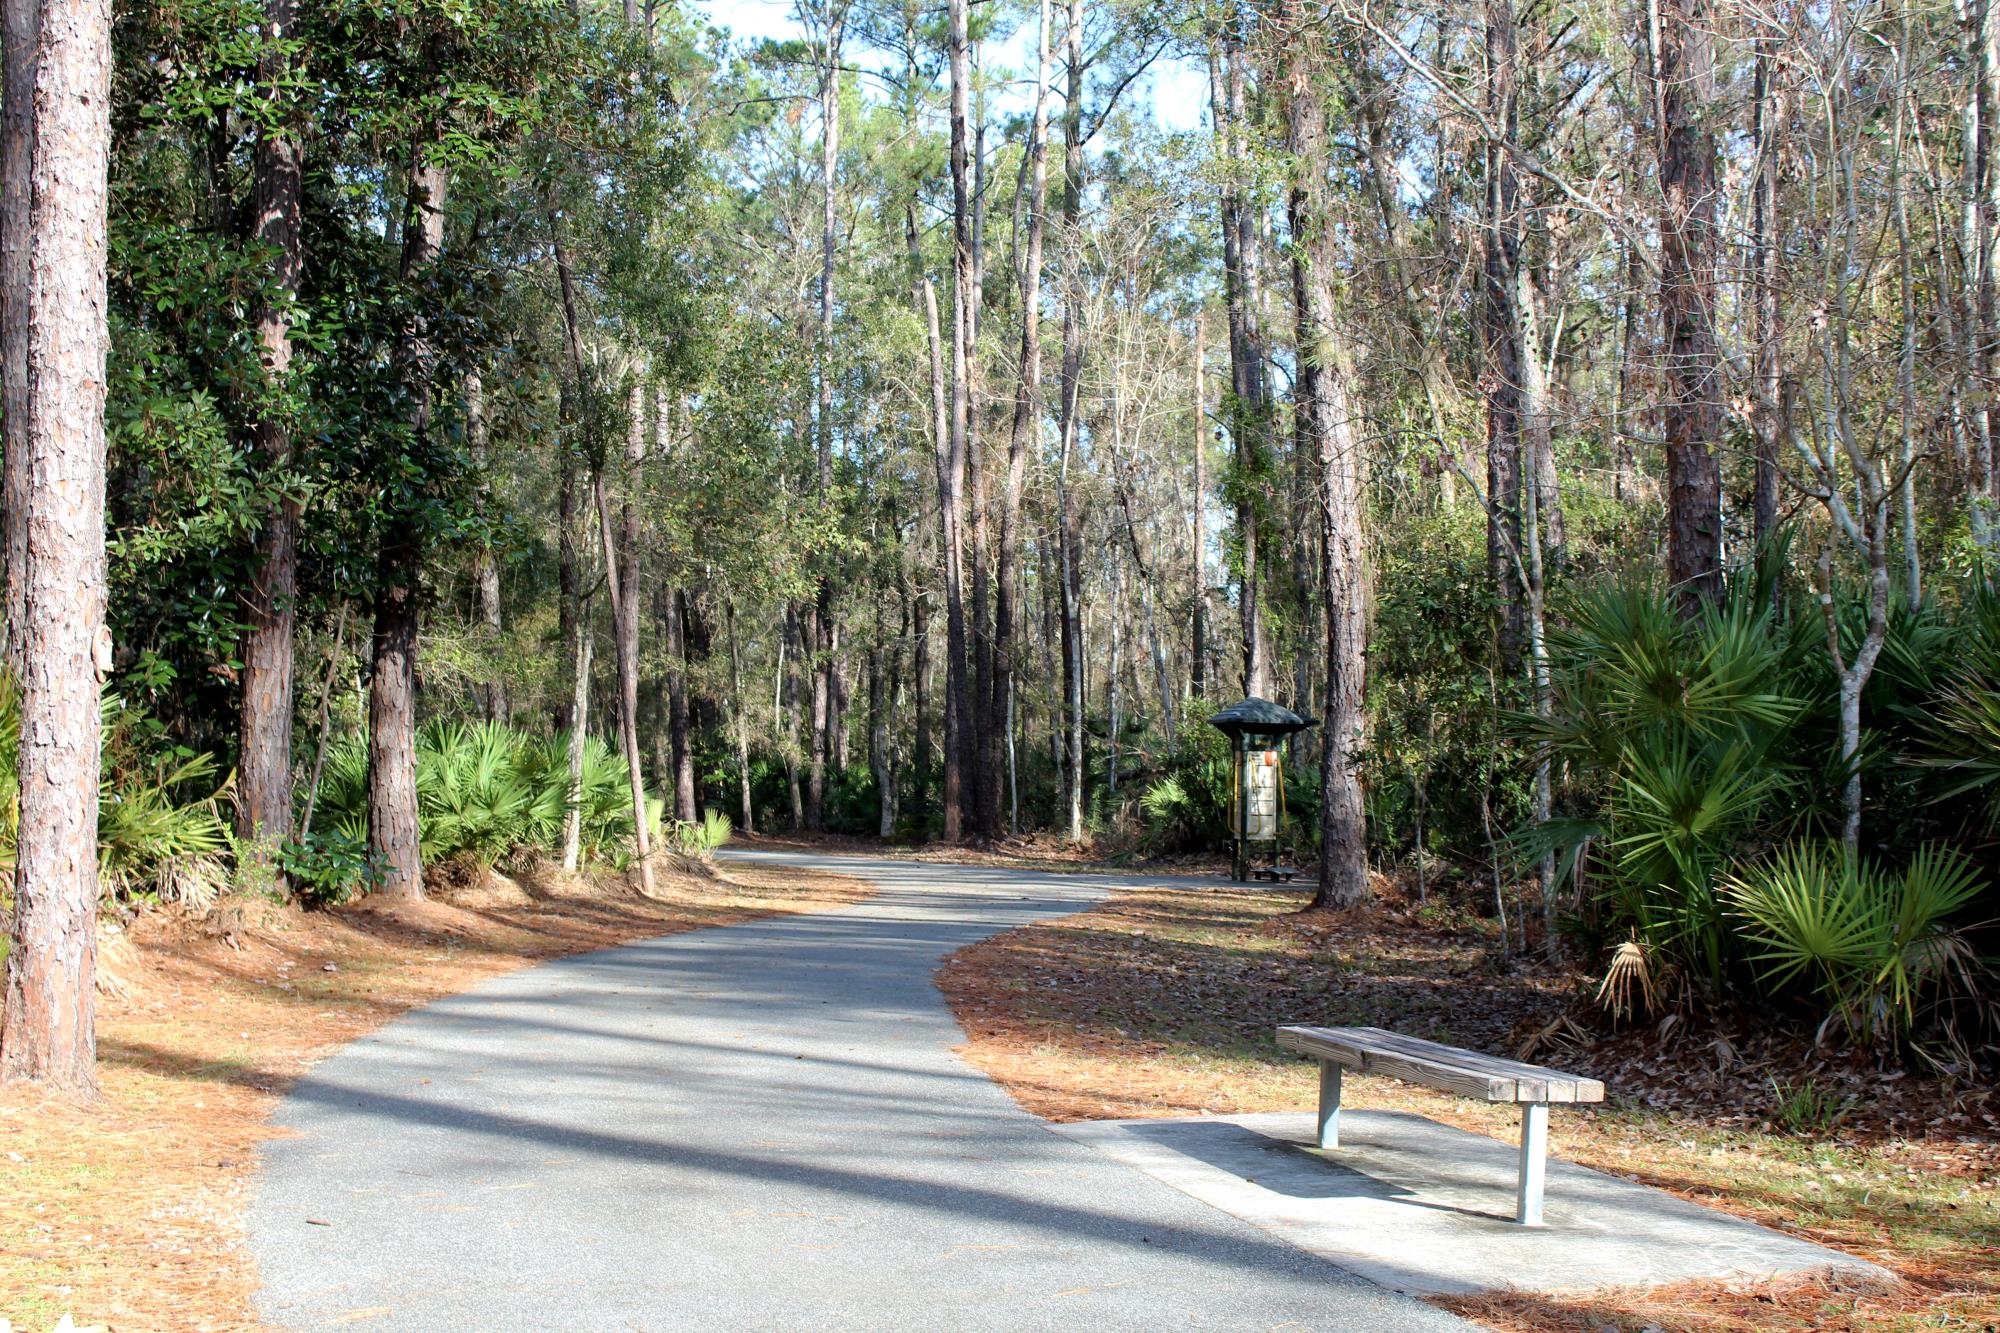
1276;3;1369;910
238;0;306;853
1657;0;1725;608
366;152;447;900
1;0;114;1092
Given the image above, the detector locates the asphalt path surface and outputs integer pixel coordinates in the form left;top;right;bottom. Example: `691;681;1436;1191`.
248;849;1473;1332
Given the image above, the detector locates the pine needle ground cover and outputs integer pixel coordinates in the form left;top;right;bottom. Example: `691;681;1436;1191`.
0;861;870;1332
937;877;1999;1333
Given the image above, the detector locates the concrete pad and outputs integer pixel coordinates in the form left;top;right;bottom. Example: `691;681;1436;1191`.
1053;1110;1891;1298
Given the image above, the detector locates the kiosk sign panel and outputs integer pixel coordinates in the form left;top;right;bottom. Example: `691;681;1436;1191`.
1237;749;1280;841
1207;696;1318;882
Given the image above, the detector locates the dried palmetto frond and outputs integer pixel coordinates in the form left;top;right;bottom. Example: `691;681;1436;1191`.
1597;937;1660;1022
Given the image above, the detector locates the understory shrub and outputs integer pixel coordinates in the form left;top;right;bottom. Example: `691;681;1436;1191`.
311;720;653;872
0;667;232;910
1525;561;1996;1050
1724;842;1983;1043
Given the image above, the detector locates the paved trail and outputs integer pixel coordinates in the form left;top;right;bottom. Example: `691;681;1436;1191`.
249;850;1470;1332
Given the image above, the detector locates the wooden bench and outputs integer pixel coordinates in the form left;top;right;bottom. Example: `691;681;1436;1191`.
1276;1024;1605;1226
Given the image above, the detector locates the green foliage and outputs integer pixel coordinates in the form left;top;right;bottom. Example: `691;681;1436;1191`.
282;828;375;907
1767;1075;1850;1135
1521;573;1805;990
311;721;650;872
1527;562;1995;1044
1366;505;1527;866
0;670;232;910
1724;843;1983;1044
666;809;733;855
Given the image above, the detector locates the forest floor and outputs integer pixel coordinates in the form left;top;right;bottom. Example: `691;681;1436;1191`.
935;868;2000;1333
0;854;870;1333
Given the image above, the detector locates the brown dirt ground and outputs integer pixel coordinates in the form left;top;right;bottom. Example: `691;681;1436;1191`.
0;856;870;1333
935;874;2000;1333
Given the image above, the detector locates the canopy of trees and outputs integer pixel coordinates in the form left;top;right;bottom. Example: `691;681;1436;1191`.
4;0;1999;1093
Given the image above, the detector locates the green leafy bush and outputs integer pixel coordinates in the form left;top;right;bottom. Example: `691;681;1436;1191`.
1525;562;1996;1045
1519;573;1805;990
282;828;376;906
0;668;231;909
665;808;732;855
310;721;649;871
1724;842;1983;1044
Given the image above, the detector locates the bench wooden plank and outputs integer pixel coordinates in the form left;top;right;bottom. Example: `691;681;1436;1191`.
1276;1025;1604;1105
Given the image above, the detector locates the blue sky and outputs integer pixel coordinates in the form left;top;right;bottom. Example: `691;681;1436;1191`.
689;0;1210;135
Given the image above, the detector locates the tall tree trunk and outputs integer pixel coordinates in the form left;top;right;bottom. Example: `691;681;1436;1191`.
994;0;1049;844
367;144;448;901
670;589;696;820
1655;0;1725;609
1892;23;1923;608
805;0;845;833
0;0;34;662
1191;315;1208;700
469;370;508;721
0;0;113;1093
1980;0;2000;546
1750;28;1782;550
943;0;976;840
868;591;900;837
1056;0;1087;840
968;45;997;841
1483;0;1525;671
911;579;931;818
561;595;595;870
548;211;595;848
1211;28;1269;695
237;0;305;857
1613;237;1644;504
602;379;654;895
726;598;753;833
1277;8;1368;909
1105;558;1122;796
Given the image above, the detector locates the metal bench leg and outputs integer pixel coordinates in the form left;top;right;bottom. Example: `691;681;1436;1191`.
1516;1103;1547;1226
1316;1061;1342;1149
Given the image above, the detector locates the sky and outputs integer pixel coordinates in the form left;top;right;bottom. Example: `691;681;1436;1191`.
689;0;1211;136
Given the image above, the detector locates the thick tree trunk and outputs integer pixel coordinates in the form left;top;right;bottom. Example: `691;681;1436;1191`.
0;0;113;1093
1656;0;1725;609
237;0;305;857
366;150;448;902
1276;8;1369;909
726;598;753;833
0;0;34;665
669;589;696;821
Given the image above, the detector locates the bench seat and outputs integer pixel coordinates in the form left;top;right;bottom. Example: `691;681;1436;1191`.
1276;1024;1604;1226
